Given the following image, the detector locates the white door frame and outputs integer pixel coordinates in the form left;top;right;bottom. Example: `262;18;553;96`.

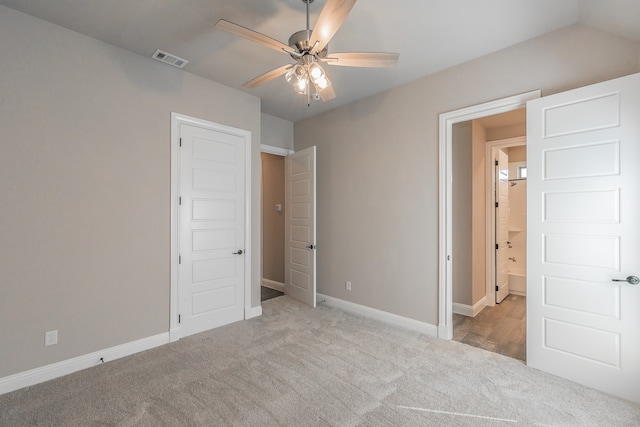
438;91;540;340
484;136;526;307
170;112;252;342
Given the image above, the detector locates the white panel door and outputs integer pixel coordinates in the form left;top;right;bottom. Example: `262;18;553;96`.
285;146;316;307
527;73;640;403
495;149;510;303
179;123;246;337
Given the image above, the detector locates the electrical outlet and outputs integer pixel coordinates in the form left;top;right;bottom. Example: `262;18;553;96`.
346;281;352;291
45;330;58;346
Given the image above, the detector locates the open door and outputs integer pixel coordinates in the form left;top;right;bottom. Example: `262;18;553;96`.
495;149;510;303
527;73;640;403
285;146;317;307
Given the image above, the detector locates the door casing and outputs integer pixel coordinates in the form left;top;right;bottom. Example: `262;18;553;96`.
438;91;541;339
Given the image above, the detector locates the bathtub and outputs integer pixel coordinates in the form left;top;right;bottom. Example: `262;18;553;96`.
508;270;526;296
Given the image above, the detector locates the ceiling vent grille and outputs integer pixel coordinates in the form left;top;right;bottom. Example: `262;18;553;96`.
152;49;188;68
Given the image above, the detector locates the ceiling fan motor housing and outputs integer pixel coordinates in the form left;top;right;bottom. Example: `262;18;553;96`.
288;29;328;60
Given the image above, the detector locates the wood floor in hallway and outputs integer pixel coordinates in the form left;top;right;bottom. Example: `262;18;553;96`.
453;294;526;362
261;286;284;302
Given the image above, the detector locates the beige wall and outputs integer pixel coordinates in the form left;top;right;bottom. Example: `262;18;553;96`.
261;153;285;283
452;122;472;305
486;123;527;141
471;121;487;305
293;25;640;325
0;6;261;377
507;146;527;163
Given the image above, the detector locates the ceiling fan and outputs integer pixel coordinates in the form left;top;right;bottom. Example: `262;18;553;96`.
216;0;399;104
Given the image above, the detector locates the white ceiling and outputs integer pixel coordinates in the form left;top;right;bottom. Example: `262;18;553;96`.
2;0;638;123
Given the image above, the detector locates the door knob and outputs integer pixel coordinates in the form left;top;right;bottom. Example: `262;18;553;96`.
232;249;243;255
612;275;639;285
306;244;316;250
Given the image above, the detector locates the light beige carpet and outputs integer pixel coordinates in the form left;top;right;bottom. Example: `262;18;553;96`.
1;296;639;426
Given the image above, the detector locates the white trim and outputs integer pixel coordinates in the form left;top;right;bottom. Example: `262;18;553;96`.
0;333;169;396
438;91;540;340
261;278;285;292
245;305;263;319
170;112;252;342
318;294;438;337
484;137;526;309
260;144;293;156
438;324;449;338
453;296;487;317
244;123;253;321
170;114;180;340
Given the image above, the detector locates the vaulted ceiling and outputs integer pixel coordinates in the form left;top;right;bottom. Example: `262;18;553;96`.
1;0;638;122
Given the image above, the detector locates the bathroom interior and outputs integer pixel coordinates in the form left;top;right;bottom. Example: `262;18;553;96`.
505;146;527;297
451;108;528;361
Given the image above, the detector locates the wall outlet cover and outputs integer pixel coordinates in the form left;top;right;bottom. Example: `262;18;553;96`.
45;330;58;346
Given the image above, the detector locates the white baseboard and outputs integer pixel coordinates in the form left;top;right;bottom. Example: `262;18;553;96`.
317;294;438;337
453;296;487;317
261;278;284;292
169;327;181;343
245;305;262;319
0;332;169;396
438;324;453;340
509;290;526;297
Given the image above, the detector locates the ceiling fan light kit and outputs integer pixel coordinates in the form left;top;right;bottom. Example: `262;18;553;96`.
216;0;398;105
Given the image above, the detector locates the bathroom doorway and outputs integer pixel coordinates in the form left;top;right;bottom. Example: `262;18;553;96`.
451;109;527;361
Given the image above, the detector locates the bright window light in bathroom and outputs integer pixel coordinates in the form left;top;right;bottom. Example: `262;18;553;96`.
517;165;527;179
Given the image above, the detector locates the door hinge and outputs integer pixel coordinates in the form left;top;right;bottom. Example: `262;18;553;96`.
179;138;182;147
179;254;181;264
178;314;181;324
495;244;499;250
495;202;499;208
495;160;498;166
495;285;499;291
179;196;182;205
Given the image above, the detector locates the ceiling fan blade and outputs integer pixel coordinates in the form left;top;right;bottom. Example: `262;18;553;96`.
324;52;399;67
216;19;291;54
243;64;293;89
309;0;357;55
319;84;336;102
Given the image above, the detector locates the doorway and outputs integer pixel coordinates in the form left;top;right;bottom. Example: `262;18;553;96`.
450;111;528;361
452;108;526;360
437;90;540;342
260;146;291;301
260;144;318;308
